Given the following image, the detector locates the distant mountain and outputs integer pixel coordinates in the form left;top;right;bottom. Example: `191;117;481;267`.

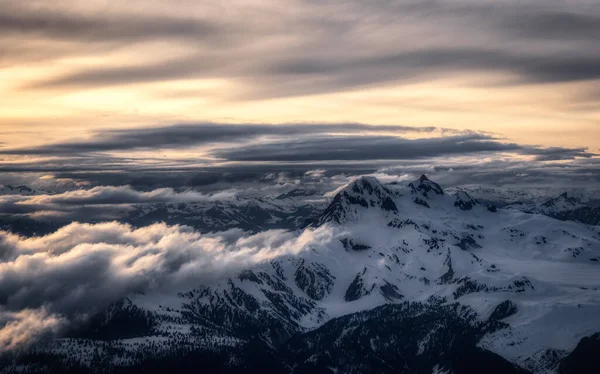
507;192;600;226
0;188;328;237
445;185;600;209
126;194;327;233
6;176;599;373
0;184;38;196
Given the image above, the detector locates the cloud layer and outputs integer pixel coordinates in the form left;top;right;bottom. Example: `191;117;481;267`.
0;123;595;162
4;1;599;97
0;222;333;350
0;123;438;155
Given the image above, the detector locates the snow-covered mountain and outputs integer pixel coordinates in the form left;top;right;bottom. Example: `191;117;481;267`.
509;192;600;227
445;185;600;208
126;193;327;233
5;176;600;373
0;189;328;237
4;175;599;373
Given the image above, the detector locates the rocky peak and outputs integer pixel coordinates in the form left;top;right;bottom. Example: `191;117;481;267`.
313;176;398;225
408;174;444;199
454;191;481;211
542;192;579;209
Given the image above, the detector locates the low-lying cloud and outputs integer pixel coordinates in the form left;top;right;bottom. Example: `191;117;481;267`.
0;221;334;351
0;185;237;220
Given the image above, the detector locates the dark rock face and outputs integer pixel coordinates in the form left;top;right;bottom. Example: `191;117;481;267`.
344;268;374;302
414;197;430;208
547;206;600;226
543;192;578;208
387;218;420;230
559;332;600;374
454;191;480;211
408;174;445;198
438;252;455;284
0;184;35;195
238;269;263;283
379;280;404;301
283;302;529;374
68;299;156;341
6;301;533;374
455;235;482;250
294;260;335;301
488;300;518;322
452;277;534;299
0;216;62;237
527;192;600;226
340;238;371;251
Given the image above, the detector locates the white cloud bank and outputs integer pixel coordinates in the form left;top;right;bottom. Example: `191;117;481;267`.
0;221;334;351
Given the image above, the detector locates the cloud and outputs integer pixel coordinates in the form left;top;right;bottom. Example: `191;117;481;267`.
0;308;65;352
24;185;227;205
0;185;239;222
214;133;595;162
0;123;437;156
0;5;225;44
0;221;333;350
26;45;600;96
4;1;596;101
0;123;597;194
1;123;594;168
525;146;597;161
501;11;600;41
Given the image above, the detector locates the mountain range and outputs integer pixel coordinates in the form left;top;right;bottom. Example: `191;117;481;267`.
2;175;599;373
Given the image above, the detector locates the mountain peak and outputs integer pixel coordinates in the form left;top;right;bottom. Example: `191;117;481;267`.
454;190;481;211
542;191;578;208
348;176;385;195
408;175;444;198
313;176;397;225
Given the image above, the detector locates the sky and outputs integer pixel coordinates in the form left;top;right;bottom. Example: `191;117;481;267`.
0;0;599;188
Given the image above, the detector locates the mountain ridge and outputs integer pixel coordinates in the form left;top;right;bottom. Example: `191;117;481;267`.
3;175;599;373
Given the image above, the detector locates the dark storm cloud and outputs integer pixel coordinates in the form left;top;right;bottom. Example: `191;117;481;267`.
0;123;437;155
0;7;223;44
526;146;597;161
0;123;595;191
502;11;600;41
214;134;595;162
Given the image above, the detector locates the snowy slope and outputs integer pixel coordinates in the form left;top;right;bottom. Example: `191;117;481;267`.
5;176;600;373
507;192;600;226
